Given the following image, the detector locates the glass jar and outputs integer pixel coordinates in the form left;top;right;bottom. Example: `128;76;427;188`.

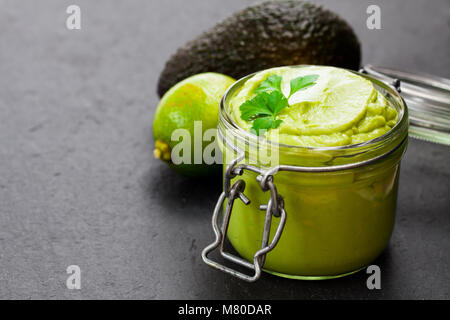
202;66;409;282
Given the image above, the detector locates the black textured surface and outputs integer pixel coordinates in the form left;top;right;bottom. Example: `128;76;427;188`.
0;0;449;299
157;0;361;97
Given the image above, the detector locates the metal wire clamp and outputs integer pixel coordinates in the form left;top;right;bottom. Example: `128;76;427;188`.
201;138;406;282
201;154;287;282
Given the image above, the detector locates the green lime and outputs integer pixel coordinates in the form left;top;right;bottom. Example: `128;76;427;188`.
153;73;235;177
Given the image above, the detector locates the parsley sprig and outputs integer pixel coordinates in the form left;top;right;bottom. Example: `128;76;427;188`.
240;74;319;135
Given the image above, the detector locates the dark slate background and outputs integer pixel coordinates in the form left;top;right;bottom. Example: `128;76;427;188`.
0;0;449;299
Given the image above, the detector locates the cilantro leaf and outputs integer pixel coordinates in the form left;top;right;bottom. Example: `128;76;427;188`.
251;117;283;136
267;90;288;115
239;95;273;121
239;91;288;121
239;91;287;135
239;73;319;136
289;74;319;97
254;75;283;95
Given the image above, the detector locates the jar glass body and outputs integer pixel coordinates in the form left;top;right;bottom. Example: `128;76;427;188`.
218;66;409;279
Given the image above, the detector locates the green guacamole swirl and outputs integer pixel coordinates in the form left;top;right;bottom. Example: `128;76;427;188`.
229;66;398;147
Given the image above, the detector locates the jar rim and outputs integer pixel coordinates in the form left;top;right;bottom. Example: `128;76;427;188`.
219;65;409;154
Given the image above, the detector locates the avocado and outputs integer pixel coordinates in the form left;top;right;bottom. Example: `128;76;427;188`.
157;1;361;97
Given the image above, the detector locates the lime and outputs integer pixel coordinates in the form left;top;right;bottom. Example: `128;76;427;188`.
152;73;235;177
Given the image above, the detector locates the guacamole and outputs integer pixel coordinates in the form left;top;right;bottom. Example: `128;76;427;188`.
229;66;398;147
218;66;408;279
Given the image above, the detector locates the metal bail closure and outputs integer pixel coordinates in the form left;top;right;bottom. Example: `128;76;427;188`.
201;156;287;282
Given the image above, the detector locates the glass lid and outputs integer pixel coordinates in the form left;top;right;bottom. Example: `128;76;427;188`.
362;65;450;146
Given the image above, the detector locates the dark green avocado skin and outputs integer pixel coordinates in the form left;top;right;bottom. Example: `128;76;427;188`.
157;1;361;97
